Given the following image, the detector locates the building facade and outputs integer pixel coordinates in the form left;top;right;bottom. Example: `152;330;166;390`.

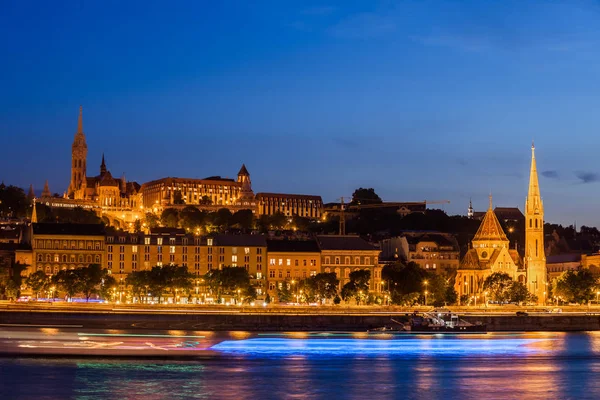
29;223;106;276
380;231;460;275
257;193;323;218
316;235;383;292
266;239;321;295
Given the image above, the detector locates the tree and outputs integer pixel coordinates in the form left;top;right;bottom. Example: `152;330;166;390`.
341;281;357;303
25;270;50;299
52;269;82;300
161;208;179;228
199;195;212;205
351;188;382;205
276;279;293;303
214;208;233;229
231;209;254;231
0;184;28;218
179;206;207;232
4;280;19;300
99;273;117;301
508;281;529;304
270;212;287;230
482;272;513;303
204;266;252;301
554;269;597;304
173;190;185;205
77;264;104;301
126;270;151;302
145;212;160;228
133;219;142;233
382;262;428;299
311;272;339;304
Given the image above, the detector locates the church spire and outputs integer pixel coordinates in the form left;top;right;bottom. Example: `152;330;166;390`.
42;180;51;198
77;105;84;134
31;198;38;223
527;142;542;213
100;153;107;176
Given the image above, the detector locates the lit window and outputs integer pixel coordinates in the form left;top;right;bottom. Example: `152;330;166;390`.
232;255;238;262
132;246;138;253
157;238;163;245
170;246;176;254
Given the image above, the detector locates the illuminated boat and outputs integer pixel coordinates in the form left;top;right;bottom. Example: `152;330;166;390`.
370;310;486;334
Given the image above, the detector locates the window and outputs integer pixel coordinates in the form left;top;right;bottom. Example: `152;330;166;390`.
278;259;283;266
257;272;262;279
95;242;100;250
244;247;250;255
325;256;330;264
207;238;213;246
278;270;283;278
132;246;138;253
286;270;291;278
232;255;238;263
108;245;113;253
345;257;350;265
286;259;291;266
269;270;275;278
119;246;125;253
365;257;370;265
170;246;176;254
157;238;163;245
257;248;262;254
335;257;340;264
145;237;151;245
355;256;360;265
169;238;175;245
295;260;299;267
37;254;43;262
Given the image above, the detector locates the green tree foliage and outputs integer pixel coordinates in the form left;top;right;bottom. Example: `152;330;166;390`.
508;281;529;304
133;219;142;233
173;190;185;205
40;207;102;224
126;270;151;302
351;188;382;205
305;272;339;304
25;270;50;299
161;208;180;228
145;212;160;228
341;269;371;304
0;184;28;217
77;264;104;301
52;269;82;300
99;273;117;300
269;212;287;230
199;195;212;205
179;206;207;232
146;264;193;302
553;269;597;304
276;279;294;303
482;272;513;303
214;208;233;229
204;266;252;300
231;209;254;231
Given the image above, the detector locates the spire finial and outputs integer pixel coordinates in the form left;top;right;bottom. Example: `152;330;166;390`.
77;105;83;134
488;192;493;210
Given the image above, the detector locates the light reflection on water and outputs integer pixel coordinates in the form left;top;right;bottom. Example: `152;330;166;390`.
1;332;600;400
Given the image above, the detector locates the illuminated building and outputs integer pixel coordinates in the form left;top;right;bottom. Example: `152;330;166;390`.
455;195;524;299
29;223;106;276
380;231;460;275
316;235;383;292
256;193;322;218
266;239;321;296
524;143;547;303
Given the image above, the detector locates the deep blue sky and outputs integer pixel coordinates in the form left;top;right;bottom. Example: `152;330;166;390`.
2;0;600;226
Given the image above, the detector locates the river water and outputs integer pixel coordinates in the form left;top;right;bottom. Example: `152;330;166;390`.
2;331;600;399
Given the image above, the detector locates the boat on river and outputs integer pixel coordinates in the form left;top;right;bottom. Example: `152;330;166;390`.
369;309;487;334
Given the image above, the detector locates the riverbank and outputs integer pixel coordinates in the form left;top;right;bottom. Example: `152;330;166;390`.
2;304;600;331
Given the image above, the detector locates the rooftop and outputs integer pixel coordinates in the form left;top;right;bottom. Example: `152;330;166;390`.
316;235;377;251
32;223;105;236
267;239;320;253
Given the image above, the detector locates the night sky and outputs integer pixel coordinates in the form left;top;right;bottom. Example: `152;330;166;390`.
2;1;600;226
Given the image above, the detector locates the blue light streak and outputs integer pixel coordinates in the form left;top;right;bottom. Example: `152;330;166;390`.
211;338;547;356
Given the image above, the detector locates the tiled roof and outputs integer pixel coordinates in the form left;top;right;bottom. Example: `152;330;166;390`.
213;234;267;247
494;207;524;221
150;227;186;235
316;235;377;251
256;193;322;201
473;208;508;242
547;254;581;264
238;164;250;176
32;223;105;236
267;239;320;253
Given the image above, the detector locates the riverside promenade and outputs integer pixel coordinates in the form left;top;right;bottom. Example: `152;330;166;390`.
2;303;600;331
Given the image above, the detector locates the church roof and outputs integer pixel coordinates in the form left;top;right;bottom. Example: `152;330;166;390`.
473;199;508;242
99;171;119;187
238;164;250;176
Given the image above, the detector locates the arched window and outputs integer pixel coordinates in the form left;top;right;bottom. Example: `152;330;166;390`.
62;255;67;263
535;219;538;228
529;219;532;228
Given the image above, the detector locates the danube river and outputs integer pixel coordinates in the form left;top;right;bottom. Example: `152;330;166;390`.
1;329;600;399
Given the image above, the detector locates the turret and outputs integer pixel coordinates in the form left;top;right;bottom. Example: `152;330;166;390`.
68;106;88;198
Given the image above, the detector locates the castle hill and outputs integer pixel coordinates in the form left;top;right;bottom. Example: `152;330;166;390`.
0;107;599;333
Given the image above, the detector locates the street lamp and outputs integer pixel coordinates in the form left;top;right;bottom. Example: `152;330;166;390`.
423;280;428;306
424;290;428;306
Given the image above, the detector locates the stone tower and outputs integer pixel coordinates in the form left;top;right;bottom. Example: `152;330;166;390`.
237;164;254;199
525;143;546;304
468;198;473;218
68;106;88;198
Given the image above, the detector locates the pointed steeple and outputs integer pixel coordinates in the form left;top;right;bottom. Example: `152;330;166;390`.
100;153;107;176
42;180;51;198
31;198;38;223
526;142;542;213
467;197;473;218
77;105;84;134
473;193;508;243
